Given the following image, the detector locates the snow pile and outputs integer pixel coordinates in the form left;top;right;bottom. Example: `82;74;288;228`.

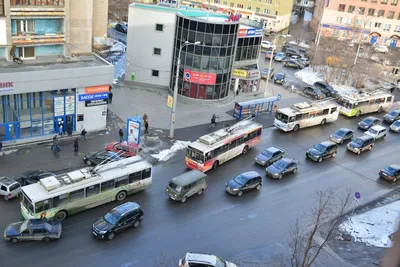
294;67;324;85
114;53;126;79
288;41;311;48
339;200;400;247
332;84;359;95
110;41;126;53
151;140;191;162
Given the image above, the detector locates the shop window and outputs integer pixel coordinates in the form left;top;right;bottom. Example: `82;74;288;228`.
18;47;35;59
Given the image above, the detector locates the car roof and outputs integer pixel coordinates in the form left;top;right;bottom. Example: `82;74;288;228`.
364;116;379;120
186;253;216;264
337;128;352;132
171;170;207;186
114;141;140;148
26;219;57;228
280;158;293;164
0;176;18;186
240;171;260;179
356;135;374;141
388;164;400;170
266;146;284;153
370;125;386;131
319;141;335;147
275;73;285;76
112;202;141;214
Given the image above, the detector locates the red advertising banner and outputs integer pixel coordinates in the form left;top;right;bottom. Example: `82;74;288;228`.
184;70;217;85
238;28;247;37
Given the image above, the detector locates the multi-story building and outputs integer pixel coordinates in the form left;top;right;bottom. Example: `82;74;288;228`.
0;0;113;143
311;0;400;48
126;3;263;101
293;0;315;14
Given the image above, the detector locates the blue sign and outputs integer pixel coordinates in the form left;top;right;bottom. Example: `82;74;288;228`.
126;116;142;145
246;28;263;37
277;94;281;100
355;192;361;199
321;24;370;34
78;93;109;102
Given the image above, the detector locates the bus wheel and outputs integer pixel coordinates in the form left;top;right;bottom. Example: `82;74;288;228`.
212;161;219;170
242;146;249;154
356;110;361;117
55;211;67;221
293;125;299;131
320;119;326;125
378;106;383;113
116;191;127;201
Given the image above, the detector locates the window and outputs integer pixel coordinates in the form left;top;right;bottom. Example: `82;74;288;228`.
344;18;352;25
338;4;346;12
384;23;391;31
53;193;69;207
323;109;329;115
229;140;237;149
18;47;35;58
247;5;251;10
358;7;365;15
332;29;339;37
342;31;349;37
266;0;272;4
115;176;129;187
256;7;260;12
355;19;362;26
368;8;375;16
348;5;355;13
230;2;234;7
382;0;388;3
336;17;343;24
35;199;52;213
16;20;35;33
0;0;5;16
387;11;395;19
387;96;393;102
86;184;100;197
378;10;385;17
295;114;302;121
129;171;142;183
151;70;159;77
361;0;367;1
264;9;270;14
392;0;398;5
223;1;227;5
101;180;115;192
398;12;400;20
374;22;382;27
249;130;258;139
155;24;163;32
142;168;151;179
153;48;161;55
371;0;377;2
274;11;278;15
69;189;84;201
395;25;400;32
213;0;220;3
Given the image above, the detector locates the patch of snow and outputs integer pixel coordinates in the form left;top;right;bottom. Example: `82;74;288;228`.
113;53;126;80
332;84;359;95
110;41;126;53
303;11;312;22
290;14;299;24
294;67;324;85
339;200;400;248
151;140;191;161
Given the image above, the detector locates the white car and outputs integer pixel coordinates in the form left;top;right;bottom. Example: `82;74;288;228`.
179;253;237;267
0;176;21;200
374;45;389;54
364;125;387;140
261;41;276;50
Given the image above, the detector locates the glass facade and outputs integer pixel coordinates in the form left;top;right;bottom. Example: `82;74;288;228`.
0;89;76;141
170;15;239;100
235;37;262;61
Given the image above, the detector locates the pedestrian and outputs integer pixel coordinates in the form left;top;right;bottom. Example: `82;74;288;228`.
119;128;124;142
291;84;295;94
143;113;148;123
51;135;60;152
0;139;3;156
73;138;79;152
144;120;149;135
67;121;72;135
81;128;87;141
59;124;63;135
109;91;113;103
390;87;395;94
273;105;278;114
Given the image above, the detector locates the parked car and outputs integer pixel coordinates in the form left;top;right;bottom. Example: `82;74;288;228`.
105;141;142;158
179;253;237;267
265;158;299;179
313;81;337;97
346;135;375;155
284;60;304;69
274;52;286;61
285;48;302;57
265;51;275;59
225;171;262;197
21;170;55;185
0;177;21;200
299;57;311;67
4;219;62;243
273;73;286;84
261;40;275;50
358;116;381;130
166;169;207;203
379;164;400;182
374;45;388;53
290;55;301;61
303;86;326;100
83;151;122;166
329;128;354;144
92;202;144;240
115;22;127;34
281;44;293;52
255;146;285;166
364;125;387;140
383;110;400;123
390;120;400;132
261;68;275;79
306;141;338;163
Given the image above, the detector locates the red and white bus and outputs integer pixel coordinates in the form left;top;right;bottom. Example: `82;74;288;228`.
185;120;263;172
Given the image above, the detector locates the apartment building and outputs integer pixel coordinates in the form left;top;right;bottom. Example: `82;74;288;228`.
293;0;315;14
311;0;400;48
0;0;114;144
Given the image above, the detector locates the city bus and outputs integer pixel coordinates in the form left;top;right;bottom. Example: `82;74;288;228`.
337;92;394;117
185;119;263;172
20;156;152;221
274;101;339;132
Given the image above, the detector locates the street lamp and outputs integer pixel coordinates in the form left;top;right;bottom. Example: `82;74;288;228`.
264;34;291;97
169;40;201;139
353;13;378;66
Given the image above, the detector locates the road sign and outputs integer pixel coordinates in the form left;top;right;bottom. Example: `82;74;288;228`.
277;94;281;100
167;95;173;109
355;192;361;199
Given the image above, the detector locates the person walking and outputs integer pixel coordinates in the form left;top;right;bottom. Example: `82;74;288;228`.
143;113;148;123
109;91;113;103
144;120;149;135
73;138;79;152
0;139;3;156
59;124;63;135
119;128;124;142
81;128;87;141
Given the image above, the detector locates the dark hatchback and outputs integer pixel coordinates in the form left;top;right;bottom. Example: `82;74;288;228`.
92;202;144;240
379;165;400;182
21;170;55;185
255;147;285;166
383;110;400;123
273;73;286;84
4;219;62;243
83;151;122;166
303;86;326;100
265;158;299;179
358;116;381;130
225;171;262;197
313;81;337;97
306;141;338;163
329;128;354;144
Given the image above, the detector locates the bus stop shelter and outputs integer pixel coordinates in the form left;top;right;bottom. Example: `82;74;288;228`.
233;95;280;119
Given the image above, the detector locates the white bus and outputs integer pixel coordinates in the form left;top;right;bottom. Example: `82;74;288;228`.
186;119;263;172
337;92;394;117
20;156;152;221
274;101;340;132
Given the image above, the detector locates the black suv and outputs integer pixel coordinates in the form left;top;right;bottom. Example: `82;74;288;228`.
306;141;338;162
303;86;326;100
92;202;144;240
313;81;337;97
225;171;262;197
346;135;375;155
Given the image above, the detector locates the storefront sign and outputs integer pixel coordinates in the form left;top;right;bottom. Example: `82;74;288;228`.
232;69;248;78
0;82;14;92
238;28;263;37
247;69;260;79
184;70;216;85
321;24;371;34
85;99;108;107
85;85;110;94
78;92;109;102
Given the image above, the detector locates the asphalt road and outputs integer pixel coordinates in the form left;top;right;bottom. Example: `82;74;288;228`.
1;112;397;267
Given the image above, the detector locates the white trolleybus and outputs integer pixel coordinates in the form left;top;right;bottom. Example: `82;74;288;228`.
20;156;152;221
337;91;394;117
185;119;263;172
274;101;340;132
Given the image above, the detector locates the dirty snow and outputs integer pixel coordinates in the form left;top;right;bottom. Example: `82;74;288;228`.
151;140;191;161
114;53;126;80
288;40;311;48
339;200;400;248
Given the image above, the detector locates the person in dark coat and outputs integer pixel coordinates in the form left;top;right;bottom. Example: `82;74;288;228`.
0;140;3;155
81;128;87;141
73;138;79;152
144;120;149;135
119;129;124;142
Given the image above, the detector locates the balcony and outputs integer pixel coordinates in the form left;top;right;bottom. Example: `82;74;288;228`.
12;33;65;45
10;0;64;6
10;0;65;17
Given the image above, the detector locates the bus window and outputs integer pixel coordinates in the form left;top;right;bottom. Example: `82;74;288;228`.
211;147;222;157
142;168;151;179
358;101;368;106
323;108;329;115
369;99;375;104
115;176;129;187
229;140;238;149
387;96;393;102
237;137;245;145
289;117;295;123
53;193;69;207
257;128;262;136
35;199;52;213
70;189;84;202
221;144;230;153
249;131;258;139
205;152;212;161
331;107;337;113
129;171;142;183
86;184;100;197
295;114;302;121
301;113;309;119
101;180;115;192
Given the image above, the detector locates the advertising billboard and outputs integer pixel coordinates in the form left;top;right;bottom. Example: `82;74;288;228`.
238;28;263;38
127;116;142;145
183;70;217;85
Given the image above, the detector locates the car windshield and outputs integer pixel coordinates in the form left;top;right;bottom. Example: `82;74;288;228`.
216;257;227;267
383;166;397;175
267;52;273;55
261;150;273;157
263;69;270;74
393;121;400;126
273;160;288;169
389;111;399;116
103;211;122;225
363;118;373;124
186;147;205;163
368;129;378;134
169;182;182;193
19;220;29;232
234;175;248;185
277;53;284;57
352;138;364;145
313;144;326;152
276;74;284;79
334;129;346;137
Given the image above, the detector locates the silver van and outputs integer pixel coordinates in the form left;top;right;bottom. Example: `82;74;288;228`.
166;170;207;203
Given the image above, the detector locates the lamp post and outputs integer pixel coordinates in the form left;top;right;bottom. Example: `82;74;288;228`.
353;13;377;66
264;34;291;97
169;40;201;139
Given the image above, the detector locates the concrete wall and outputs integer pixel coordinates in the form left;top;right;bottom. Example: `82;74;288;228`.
92;0;108;41
35;45;64;56
75;87;107;132
125;6;176;87
68;0;93;53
